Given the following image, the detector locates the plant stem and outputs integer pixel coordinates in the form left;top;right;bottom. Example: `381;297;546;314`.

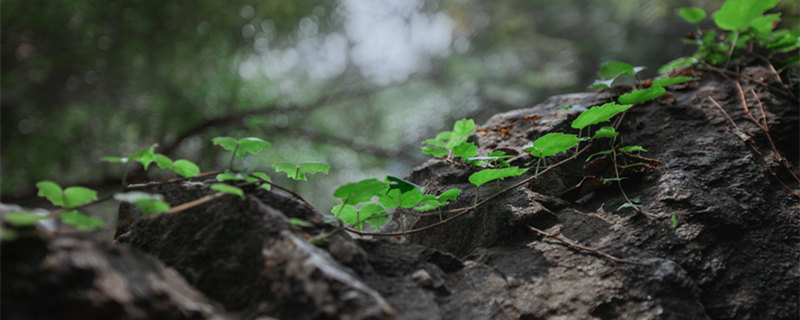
724;30;739;68
228;145;238;171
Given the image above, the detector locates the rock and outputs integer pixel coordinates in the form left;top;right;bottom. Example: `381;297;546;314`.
114;182;395;320
1;230;228;320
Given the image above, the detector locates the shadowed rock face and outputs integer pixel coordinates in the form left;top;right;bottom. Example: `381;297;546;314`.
1;231;229;320
5;66;797;320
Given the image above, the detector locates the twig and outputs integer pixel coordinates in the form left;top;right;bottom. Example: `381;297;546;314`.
528;225;646;265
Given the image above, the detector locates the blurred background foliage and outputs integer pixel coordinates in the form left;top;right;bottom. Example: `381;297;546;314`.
2;0;798;213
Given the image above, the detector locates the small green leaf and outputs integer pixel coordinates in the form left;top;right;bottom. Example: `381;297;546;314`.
618;86;667;105
468;167;528;187
358;204;388;229
422;146;449;158
415;195;442;211
452;142;478;159
289;218;314;228
571;102;633;129
273;162;329;181
678;7;706;24
212;137;238;151
63;187;98;208
4;212;47;227
378;189;401;209
235;137;271;158
386;176;424;193
651;76;699;88
619;162;648;169
154;154;173;169
447;119;477;149
603;177;628;184
211;183;245;199
525;133;581;158
333;179;389;205
114;192;170;214
137;199;171;214
561;105;574;111
251;172;271;181
671;214;679;228
100;157;128;164
399;188;423;208
586;150;614;162
619;145;647;152
712;0;780;31
60;210;104;230
173;159;200;178
592;126;619;139
598;61;635;79
657;57;698;74
36;181;64;207
130;145;157;170
216;172;247;181
438;188;462;203
332;204;360;229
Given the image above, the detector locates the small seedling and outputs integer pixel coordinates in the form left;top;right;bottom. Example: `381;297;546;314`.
421;119;478;160
212;136;271;170
273;162;330;181
36;181;103;229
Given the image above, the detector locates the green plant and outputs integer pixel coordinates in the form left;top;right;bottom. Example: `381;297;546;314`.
212;137;271;170
36;181;103;229
421;118;479;160
273;162;330;181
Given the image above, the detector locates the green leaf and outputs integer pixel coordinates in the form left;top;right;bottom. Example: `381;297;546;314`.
358;204;387;228
154;154;173;169
114;192;170;214
211;183;245;199
130;145;157;170
60;210;104;230
598;61;635;79
571;102;633;129
618;86;667;105
619;162;648;169
100;156;128;164
173;159;200;178
658;57;698;74
438;188;462;203
251;172;271;181
525;133;581;158
468;167;528;187
4;212;47;227
216;171;247;181
273;162;329;181
651;76;699;87
236;137;271;158
421;146;449;158
415;195;442;211
586;149;614;162
333;179;389;205
386;176;424;193
447;119;477;149
289;218;313;228
619;145;647;152
671;214;679;228
592;126;619;139
452;142;478;159
399;188;423;208
678;7;706;24
748;13;781;34
212;137;238;151
137;199;171;214
712;0;780;31
63;187;98;208
332;204;360;229
379;189;401;209
36;181;63;206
